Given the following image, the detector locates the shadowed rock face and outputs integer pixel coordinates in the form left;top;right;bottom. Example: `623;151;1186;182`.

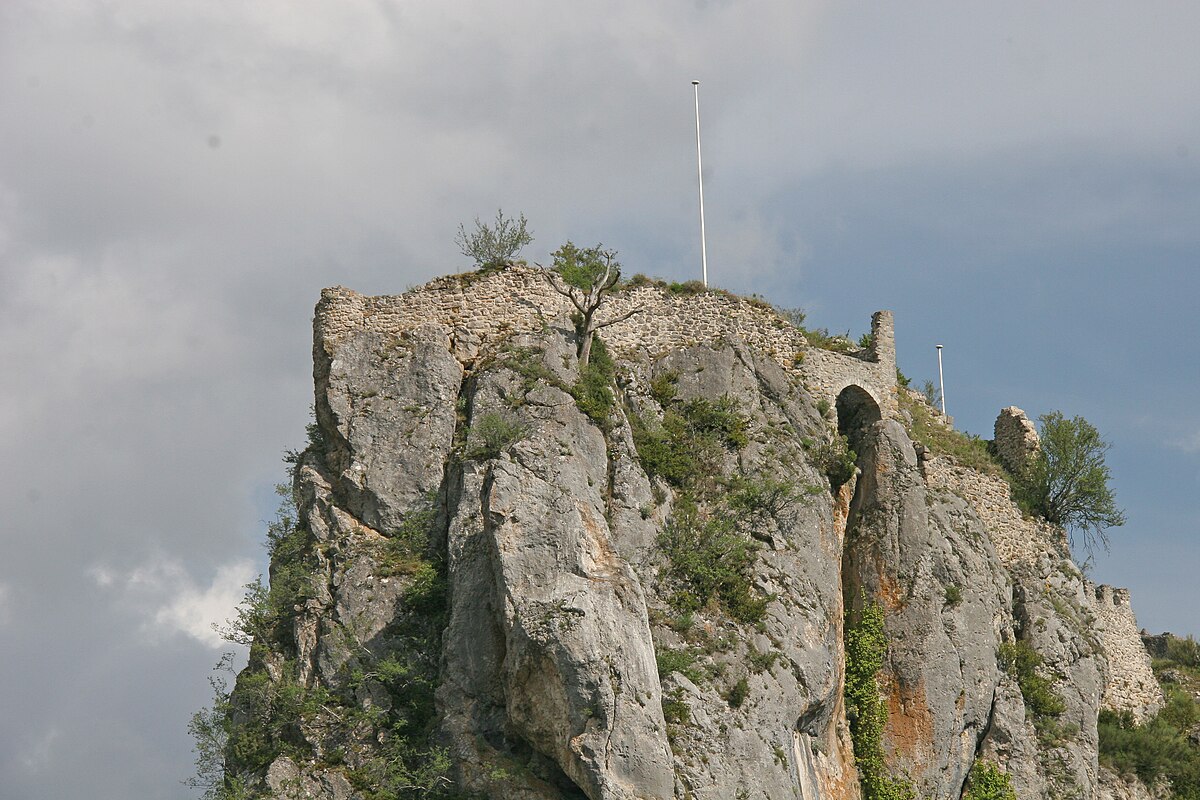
221;286;1157;800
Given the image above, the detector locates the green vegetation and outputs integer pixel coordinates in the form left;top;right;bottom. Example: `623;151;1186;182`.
943;584;963;608
1101;633;1200;799
656;646;704;684
342;645;455;799
190;487;328;798
843;596;915;800
1100;704;1200;799
218;486;317;651
494;341;618;428
726;474;806;521
801;327;857;353
191;460;457;798
1163;634;1200;668
466;411;526;460
921;380;940;409
544;241;636;368
455;209;532;269
658;499;766;624
571;336;616;425
661;688;690;727
283;406;328;476
897;391;1007;480
810;431;857;490
726;676;750;708
998;641;1066;722
630;381;775;624
632;394;748;491
963;761;1016;800
377;499;438;577
1012;411;1126;554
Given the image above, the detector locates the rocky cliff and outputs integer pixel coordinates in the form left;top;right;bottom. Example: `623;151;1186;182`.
213;266;1161;800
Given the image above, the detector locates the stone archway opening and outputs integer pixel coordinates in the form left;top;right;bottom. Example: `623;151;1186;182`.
835;384;882;454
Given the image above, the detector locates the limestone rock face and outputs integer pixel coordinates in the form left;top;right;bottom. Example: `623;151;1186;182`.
219;275;1162;800
842;419;1011;800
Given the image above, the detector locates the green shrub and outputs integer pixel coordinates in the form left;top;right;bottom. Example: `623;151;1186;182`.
649;370;680;406
1165;634;1200;668
632;395;748;491
456;209;532;269
1100;701;1200;800
466;412;526;460
727;474;804;520
813;432;857;490
656;646;704;684
998;641;1066;719
219;660;330;775
802;327;856;353
380;499;438;576
726;676;750;708
964;761;1016;800
897;391;1007;480
658;501;766;624
747;648;780;673
220;489;317;651
661;688;690;726
667;279;708;295
571;336;616;424
943;585;963;607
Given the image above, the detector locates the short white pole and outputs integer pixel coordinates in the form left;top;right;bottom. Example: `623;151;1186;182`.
936;344;946;416
692;80;708;288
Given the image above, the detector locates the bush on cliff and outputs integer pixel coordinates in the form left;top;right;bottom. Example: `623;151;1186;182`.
1013;411;1126;553
455;209;532;269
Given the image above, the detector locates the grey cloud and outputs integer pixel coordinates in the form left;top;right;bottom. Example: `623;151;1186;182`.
2;2;1198;797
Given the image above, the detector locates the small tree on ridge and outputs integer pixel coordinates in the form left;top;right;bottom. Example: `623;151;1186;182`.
1014;411;1126;555
542;241;639;367
456;209;532;269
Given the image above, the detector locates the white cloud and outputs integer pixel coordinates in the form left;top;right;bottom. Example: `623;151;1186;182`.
90;555;257;649
17;727;60;773
1171;430;1200;455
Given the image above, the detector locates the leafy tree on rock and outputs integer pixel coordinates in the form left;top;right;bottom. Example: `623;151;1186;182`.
543;241;639;367
1014;410;1126;554
455;209;533;269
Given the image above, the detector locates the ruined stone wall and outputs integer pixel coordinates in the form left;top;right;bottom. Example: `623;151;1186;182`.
1091;584;1164;722
994;406;1040;475
315;265;897;418
923;456;1064;566
800;310;897;418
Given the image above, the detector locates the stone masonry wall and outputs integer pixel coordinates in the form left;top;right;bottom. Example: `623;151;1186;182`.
1091;584;1164;722
315;265;897;419
994;406;1040;476
923;455;1064;566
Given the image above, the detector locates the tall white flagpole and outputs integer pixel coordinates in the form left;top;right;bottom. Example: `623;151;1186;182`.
936;344;947;417
692;80;708;288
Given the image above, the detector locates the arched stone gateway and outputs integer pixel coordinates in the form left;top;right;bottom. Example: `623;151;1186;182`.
836;384;882;451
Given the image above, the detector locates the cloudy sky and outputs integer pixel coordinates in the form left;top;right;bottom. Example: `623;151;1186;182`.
2;1;1198;796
